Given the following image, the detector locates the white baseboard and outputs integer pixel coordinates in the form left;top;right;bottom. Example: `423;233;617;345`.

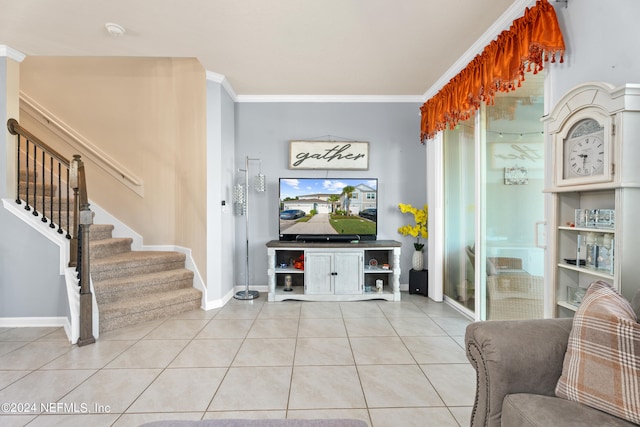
0;316;69;329
0;317;74;343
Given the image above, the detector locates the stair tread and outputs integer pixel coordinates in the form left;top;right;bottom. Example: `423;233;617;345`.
90;237;133;246
91;250;186;270
90;224;114;232
93;268;194;289
100;287;201;317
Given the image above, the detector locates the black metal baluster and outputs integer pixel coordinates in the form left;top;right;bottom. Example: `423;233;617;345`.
76;225;83;281
15;134;21;205
65;168;71;239
32;144;38;217
49;157;56;229
57;162;63;234
24;139;31;211
41;151;47;223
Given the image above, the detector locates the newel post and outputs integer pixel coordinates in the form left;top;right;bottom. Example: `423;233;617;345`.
73;155;95;346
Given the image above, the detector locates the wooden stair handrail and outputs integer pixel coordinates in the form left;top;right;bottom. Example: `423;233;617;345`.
8;118;70;167
7;118;95;346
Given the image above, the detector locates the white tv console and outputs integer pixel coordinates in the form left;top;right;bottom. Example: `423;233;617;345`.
266;240;402;302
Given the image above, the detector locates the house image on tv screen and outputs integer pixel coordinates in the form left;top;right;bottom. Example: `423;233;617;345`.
281;183;376;215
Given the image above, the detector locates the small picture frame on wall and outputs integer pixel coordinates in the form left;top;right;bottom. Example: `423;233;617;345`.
504;166;528;185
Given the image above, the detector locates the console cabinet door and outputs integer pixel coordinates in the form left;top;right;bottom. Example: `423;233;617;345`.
334;252;363;295
305;252;333;294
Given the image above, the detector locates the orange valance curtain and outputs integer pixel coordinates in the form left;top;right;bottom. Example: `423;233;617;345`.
420;0;565;142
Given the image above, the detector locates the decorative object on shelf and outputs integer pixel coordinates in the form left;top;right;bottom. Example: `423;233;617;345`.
584;232;598;269
234;156;266;301
375;279;383;293
574;208;615;229
411;250;424;271
283;275;293;292
398;203;428;271
368;258;378;268
293;254;305;270
567;286;586;306
597;234;614;273
552;109;613;188
576;232;615;274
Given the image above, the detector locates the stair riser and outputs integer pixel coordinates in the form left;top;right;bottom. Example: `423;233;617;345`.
18;193;73;210
95;277;194;304
91;260;186;282
19;171;35;181
18;182;59;196
90;239;133;260
89;228;114;241
99;298;201;333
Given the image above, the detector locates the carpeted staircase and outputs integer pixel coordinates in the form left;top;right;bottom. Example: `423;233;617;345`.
89;224;202;333
18;170;202;334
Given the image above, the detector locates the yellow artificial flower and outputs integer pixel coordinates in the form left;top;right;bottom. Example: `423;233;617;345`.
397;203;428;250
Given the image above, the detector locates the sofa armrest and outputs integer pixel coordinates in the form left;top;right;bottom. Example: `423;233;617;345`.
465;318;573;427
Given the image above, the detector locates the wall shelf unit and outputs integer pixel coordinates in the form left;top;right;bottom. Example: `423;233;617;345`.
544;82;640;317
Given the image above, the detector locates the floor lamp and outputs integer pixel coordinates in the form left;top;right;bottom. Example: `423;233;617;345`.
233;156;265;300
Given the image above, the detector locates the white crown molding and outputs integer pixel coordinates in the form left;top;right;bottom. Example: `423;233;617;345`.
0;45;26;62
422;0;536;100
205;69;424;103
206;70;238;102
236;94;425;103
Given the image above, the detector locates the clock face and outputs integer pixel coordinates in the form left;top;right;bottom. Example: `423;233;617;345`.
568;134;605;176
563;118;606;180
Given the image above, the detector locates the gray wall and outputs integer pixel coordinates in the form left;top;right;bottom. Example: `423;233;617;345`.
1;57;6;198
234;102;425;286
0;57;67;319
0;209;68;318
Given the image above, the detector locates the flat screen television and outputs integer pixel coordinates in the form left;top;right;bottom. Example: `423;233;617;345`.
279;178;378;242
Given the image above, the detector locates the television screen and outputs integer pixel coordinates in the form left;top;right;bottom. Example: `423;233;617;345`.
279;178;378;241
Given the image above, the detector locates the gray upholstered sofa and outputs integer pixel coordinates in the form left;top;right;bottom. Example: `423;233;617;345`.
465;289;640;427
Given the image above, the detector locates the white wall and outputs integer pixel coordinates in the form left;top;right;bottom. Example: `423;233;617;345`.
549;0;640;106
205;79;237;305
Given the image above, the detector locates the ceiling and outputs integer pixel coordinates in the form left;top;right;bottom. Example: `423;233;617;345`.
0;0;526;98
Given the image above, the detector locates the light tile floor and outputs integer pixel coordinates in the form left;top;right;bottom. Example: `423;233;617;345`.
0;293;475;427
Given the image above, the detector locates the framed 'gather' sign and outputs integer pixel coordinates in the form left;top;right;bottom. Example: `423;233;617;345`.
289;141;369;170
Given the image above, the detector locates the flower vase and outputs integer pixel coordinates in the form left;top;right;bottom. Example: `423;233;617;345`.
412;250;424;271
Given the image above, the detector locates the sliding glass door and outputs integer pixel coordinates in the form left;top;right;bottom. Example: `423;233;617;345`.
443;121;476;313
442;73;546;320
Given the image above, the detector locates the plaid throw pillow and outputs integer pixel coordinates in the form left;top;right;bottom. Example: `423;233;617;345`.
555;280;640;424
